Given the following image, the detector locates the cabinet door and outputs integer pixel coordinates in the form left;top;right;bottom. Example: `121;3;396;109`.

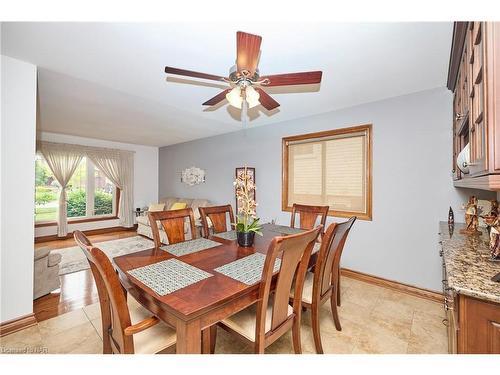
487;23;500;172
453;60;468;180
458;295;500;354
490;321;500;353
468;22;488;175
452;93;462;180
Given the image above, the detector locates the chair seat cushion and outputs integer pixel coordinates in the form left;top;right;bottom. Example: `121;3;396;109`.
290;271;314;304
220;301;293;342
128;297;176;354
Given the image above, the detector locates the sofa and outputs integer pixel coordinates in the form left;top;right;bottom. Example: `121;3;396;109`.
136;197;212;244
34;248;62;299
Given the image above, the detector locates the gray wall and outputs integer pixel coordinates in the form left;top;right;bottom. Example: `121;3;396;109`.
159;87;494;291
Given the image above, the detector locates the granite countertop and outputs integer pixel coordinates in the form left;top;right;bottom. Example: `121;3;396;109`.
439;221;500;304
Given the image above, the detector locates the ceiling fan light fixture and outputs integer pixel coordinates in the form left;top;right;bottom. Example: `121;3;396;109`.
245;85;260;109
226;86;243;109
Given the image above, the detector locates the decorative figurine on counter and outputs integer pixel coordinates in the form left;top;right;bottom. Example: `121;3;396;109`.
487;220;500;260
460;196;481;235
491;199;499;217
479;199;499;234
447;206;455;236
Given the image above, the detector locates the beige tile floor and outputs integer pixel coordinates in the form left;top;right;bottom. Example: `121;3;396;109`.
0;276;448;354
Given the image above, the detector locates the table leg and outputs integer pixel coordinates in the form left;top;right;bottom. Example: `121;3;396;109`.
202;325;217;354
176;320;202;354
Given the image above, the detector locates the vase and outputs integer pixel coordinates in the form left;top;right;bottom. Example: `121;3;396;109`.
237;231;255;247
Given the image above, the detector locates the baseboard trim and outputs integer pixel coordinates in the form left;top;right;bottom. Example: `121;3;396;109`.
35;224;138;243
0;313;38;337
340;268;444;303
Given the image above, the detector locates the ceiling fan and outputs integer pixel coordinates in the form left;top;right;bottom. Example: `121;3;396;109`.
164;31;322;114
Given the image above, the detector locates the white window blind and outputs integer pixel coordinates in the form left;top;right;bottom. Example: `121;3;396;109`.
286;130;368;214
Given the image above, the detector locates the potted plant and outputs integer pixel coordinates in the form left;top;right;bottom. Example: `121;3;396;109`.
234;167;262;247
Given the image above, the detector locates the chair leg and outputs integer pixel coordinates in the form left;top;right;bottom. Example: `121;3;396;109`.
292;317;302;354
337;268;341;306
103;333;112;354
330;293;342;331
310;304;324;354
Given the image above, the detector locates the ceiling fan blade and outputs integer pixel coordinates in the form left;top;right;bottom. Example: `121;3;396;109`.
236;31;262;76
255;88;280;110
165;66;226;82
259;71;323;87
202;89;231;106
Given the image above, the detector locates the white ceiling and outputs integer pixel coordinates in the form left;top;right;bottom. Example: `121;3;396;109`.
1;22;453;147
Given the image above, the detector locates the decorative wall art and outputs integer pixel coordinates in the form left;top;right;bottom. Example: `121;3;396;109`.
181;166;206;186
235;167;256;213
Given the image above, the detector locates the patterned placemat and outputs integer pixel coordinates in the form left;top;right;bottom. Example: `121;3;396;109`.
213;230;237;241
268;224;306;236
128;258;213;296
214;253;281;285
160;238;221;256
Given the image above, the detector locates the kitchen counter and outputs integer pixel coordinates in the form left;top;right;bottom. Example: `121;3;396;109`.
439;221;500;304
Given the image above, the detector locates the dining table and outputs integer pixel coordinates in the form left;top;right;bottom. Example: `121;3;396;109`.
113;223;317;354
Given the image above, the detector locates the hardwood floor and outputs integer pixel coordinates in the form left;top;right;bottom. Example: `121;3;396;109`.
33;230;139;322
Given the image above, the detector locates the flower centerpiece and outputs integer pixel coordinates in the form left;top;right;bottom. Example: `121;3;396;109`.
234;167;262;247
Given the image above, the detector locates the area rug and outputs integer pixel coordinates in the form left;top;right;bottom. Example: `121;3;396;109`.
52;236;154;275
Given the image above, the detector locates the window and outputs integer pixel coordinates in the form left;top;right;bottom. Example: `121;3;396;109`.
34;155;58;222
282;124;372;220
67;158;87;219
35;155;118;223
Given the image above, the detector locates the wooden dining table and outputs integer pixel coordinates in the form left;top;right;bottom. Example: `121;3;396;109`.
113;223;313;354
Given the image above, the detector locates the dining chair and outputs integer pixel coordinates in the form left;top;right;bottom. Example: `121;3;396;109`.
289;217;356;354
217;225;323;354
199;204;235;238
73;230;176;354
290;203;329;235
148;207;197;247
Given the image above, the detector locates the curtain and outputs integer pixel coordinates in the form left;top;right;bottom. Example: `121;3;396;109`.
86;149;135;227
38;143;83;237
37;141;135;232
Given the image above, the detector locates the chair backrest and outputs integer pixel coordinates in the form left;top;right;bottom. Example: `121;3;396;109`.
290;203;329;234
73;230;134;354
148;207;196;247
314;217;356;298
256;225;322;340
199;204;235;237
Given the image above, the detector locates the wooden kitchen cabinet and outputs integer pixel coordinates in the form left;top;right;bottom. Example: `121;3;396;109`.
457;295;500;353
443;284;500;354
448;22;500;190
440;226;500;354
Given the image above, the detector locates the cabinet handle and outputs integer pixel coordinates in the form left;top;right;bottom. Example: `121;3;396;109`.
442;318;450;327
456;113;464;121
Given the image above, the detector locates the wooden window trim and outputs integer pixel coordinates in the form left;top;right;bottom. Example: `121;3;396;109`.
282;124;373;221
35;188;121;227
